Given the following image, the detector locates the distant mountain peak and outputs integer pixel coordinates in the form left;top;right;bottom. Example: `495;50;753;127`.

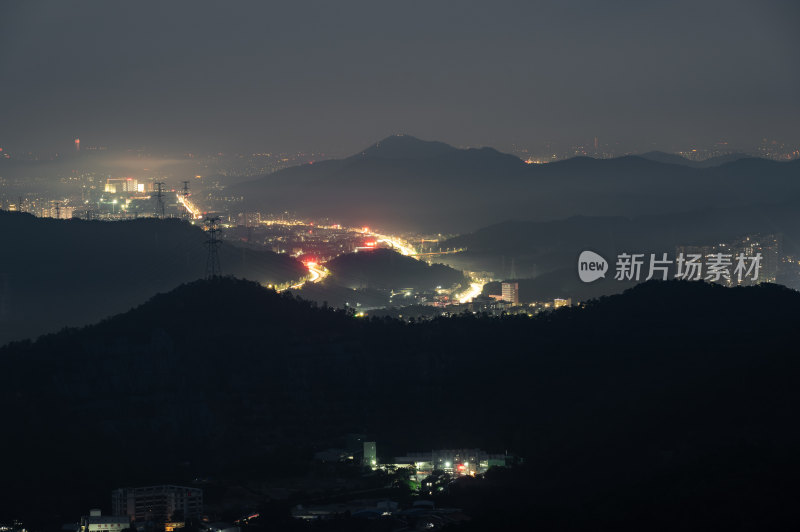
358;135;459;159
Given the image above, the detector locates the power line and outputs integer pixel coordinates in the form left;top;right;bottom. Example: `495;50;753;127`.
205;216;222;279
181;180;191;220
153;182;166;219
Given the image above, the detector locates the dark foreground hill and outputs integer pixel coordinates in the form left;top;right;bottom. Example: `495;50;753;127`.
0;211;306;344
2;278;799;529
294;280;392;309
324;247;469;291
231;134;800;232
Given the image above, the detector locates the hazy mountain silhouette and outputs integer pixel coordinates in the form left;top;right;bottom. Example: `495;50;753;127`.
2;278;800;529
0;211;306;345
232;135;799;232
439;202;800;287
359;135;461;159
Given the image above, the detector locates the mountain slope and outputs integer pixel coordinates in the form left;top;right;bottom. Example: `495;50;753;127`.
324;247;469;290
440;201;800;286
231;135;800;232
0;211;306;344
2;278;800;529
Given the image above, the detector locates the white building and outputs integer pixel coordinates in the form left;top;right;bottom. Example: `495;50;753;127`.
501;282;519;305
79;509;130;532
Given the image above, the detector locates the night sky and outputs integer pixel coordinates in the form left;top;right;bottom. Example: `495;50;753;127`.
1;0;798;154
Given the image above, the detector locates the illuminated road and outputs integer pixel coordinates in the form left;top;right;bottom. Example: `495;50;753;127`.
285;261;329;291
456;282;484;303
306;262;328;283
370;230;485;303
410;249;465;257
373;234;417;256
260;219;483;302
176;193;202;219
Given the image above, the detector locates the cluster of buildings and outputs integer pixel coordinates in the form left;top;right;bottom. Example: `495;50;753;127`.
676;233;781;286
227;219;378;261
93;178;187;219
514;138;800;164
354;441;514;482
0;520;26;532
302;441;511;527
65;485;222;532
224;216;425;269
315;439;514;481
111;485;204;526
2;196;75;219
3;175;191;221
391;449;511;482
467;281;572;316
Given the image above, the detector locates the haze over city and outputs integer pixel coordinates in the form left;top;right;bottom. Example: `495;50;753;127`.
2;2;800;532
1;0;798;155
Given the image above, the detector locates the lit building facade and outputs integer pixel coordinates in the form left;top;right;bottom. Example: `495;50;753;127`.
501;282;519;305
112;485;203;524
554;298;572;309
363;441;377;468
41;204;74;219
104;178;143;194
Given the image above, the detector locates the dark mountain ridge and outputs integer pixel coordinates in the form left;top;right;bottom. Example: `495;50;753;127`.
324;247;469;291
0;211;306;345
359;135;460;159
232;135;799;232
438;201;800;290
2;278;800;529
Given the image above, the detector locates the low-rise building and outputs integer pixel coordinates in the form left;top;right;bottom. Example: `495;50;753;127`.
79;509;129;532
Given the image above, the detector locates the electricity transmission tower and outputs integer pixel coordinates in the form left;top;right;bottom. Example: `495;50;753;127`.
153;182;166;219
181;180;191;218
205;216;222;279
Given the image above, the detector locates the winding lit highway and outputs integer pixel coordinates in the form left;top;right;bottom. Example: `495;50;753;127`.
262;219;484;302
286;261;329;291
306;261;328;283
367;231;485;303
